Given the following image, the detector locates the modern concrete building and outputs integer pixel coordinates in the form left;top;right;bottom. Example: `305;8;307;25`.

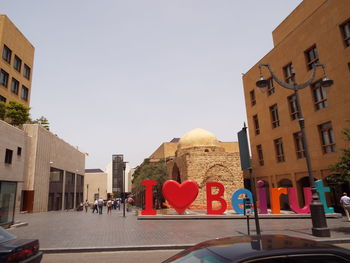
22;124;85;212
0;120;27;226
84;169;108;203
0;15;34;105
242;0;350;209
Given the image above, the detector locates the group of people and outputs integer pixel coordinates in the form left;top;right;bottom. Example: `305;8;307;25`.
82;197;134;215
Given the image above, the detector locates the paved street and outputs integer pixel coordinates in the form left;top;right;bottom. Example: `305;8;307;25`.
7;208;350;252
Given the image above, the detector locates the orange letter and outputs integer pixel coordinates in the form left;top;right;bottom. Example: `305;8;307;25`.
270;188;287;214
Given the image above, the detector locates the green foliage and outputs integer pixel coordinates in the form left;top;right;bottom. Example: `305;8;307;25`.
32;116;50;130
328;122;350;184
0;101;5;120
5;101;30;126
132;159;168;205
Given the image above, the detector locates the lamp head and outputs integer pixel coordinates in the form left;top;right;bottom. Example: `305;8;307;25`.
321;77;333;88
256;77;268;93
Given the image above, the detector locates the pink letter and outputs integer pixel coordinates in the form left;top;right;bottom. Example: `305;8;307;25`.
258;187;268;214
288;187;312;214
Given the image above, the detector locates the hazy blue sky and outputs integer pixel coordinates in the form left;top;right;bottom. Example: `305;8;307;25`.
1;0;302;169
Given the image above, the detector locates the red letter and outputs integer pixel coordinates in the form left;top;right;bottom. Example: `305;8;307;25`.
206;182;227;215
141;180;157;215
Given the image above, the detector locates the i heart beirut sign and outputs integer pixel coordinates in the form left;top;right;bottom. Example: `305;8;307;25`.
141;179;334;215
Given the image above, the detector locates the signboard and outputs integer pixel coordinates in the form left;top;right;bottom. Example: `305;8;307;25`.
237;125;251;170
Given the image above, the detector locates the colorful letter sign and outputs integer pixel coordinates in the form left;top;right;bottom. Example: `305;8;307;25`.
141;179;333;215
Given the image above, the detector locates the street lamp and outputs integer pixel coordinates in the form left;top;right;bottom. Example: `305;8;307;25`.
122;161;128;217
256;62;333;237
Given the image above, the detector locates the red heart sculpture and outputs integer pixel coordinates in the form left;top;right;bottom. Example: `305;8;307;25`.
162;180;199;214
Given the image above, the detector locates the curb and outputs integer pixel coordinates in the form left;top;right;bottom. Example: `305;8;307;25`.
137;213;342;220
41;244;193;254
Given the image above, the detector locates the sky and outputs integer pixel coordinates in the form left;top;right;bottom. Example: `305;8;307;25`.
1;0;303;169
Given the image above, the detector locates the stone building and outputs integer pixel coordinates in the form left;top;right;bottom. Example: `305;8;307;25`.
150;128;243;209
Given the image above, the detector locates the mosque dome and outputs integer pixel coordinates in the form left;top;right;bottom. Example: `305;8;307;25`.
178;128;219;150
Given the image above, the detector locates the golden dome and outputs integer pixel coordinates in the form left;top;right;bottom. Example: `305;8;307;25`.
178;128;219;150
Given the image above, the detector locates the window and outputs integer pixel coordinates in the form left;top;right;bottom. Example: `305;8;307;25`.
13;55;22;72
21;86;29;101
5;149;13;164
17;147;22;156
311;80;328;110
0;95;6;102
253;115;260;135
294;132;305;159
23;64;31;80
256;145;264;166
270;104;280;128
11;78;19;95
0;69;9;88
288;94;299;120
305;45;319;70
274;138;285;162
267;77;275;95
283;63;295;84
250;90;256;106
340;18;350;47
348;62;350;71
319;122;336;153
2;45;12;63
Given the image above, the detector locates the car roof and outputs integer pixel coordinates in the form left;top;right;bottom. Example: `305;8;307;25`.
165;235;350;262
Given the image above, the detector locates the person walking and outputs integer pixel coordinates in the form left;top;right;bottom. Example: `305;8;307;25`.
107;199;112;215
98;197;104;214
83;200;89;213
340;192;350;221
92;199;98;214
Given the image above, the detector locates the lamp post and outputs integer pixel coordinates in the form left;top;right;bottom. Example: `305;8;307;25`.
256;62;333;237
122;161;128;217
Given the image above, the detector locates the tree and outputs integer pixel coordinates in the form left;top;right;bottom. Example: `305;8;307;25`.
132;159;168;209
328;122;350;184
5;101;30;126
0;101;5;120
32;116;50;130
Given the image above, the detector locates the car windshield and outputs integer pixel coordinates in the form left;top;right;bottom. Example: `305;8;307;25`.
0;227;16;243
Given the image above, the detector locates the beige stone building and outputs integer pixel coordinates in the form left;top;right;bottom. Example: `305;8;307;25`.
22;124;85;212
150;128;243;209
242;0;350;209
0;14;34;105
0;120;27;226
84;169;108;203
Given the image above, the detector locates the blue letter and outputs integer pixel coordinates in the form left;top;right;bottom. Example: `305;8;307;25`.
231;189;253;214
315;180;334;213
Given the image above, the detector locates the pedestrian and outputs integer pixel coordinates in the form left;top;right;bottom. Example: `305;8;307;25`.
83;200;89;213
98;197;104;214
107;199;112;214
92;199;98;214
116;198;121;210
340;192;350;221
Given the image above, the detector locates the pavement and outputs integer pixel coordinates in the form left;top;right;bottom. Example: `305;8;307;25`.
7;208;350;253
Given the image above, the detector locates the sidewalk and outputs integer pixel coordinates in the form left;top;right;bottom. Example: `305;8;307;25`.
7;209;350;253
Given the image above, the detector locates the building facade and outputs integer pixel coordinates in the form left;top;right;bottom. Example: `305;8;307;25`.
0;120;27;226
22;124;85;212
243;0;350;210
84;169;108;203
0;15;34;105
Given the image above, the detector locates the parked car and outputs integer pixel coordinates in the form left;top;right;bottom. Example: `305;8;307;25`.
162;235;350;263
0;226;42;263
